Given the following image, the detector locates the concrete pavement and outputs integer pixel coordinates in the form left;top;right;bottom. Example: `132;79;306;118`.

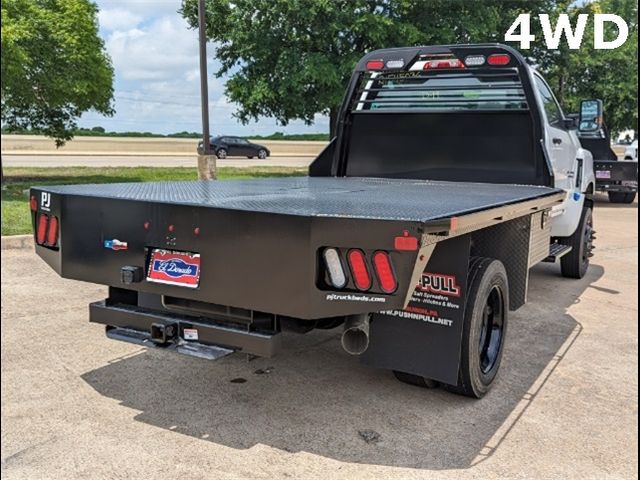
1;194;637;479
2;154;313;168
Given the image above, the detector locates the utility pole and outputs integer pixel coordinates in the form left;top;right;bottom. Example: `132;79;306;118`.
197;0;216;180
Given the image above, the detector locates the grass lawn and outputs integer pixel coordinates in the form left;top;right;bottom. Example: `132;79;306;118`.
1;166;307;236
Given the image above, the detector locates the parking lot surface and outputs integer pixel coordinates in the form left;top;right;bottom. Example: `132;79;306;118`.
1;195;637;480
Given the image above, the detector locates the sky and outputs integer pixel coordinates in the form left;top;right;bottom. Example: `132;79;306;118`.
78;0;329;135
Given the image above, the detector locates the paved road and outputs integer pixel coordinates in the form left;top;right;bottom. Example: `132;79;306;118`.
2;154;313;168
1;195;637;479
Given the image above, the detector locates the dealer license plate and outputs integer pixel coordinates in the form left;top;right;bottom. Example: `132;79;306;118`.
595;170;611;179
147;249;201;288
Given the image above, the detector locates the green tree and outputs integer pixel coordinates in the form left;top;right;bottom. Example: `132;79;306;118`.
535;0;638;136
181;0;551;136
1;0;115;146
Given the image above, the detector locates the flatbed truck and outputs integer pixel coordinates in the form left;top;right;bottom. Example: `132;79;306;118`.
31;44;596;398
573;100;637;204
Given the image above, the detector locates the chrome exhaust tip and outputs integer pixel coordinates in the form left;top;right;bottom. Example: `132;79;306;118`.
341;314;370;355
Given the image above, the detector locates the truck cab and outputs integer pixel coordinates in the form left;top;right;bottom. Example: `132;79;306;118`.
529;72;596;238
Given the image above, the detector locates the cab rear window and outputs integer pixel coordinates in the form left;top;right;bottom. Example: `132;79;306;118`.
353;71;528;113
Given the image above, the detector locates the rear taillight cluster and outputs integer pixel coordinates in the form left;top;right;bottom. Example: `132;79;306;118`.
321;247;397;294
35;213;59;247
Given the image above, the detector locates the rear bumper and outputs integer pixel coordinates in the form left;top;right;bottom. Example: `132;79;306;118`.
595;183;637;193
594;160;638;192
90;300;281;358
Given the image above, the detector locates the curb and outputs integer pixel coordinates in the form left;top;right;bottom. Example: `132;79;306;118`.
1;235;33;250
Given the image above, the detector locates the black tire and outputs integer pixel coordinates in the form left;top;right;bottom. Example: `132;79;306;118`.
559;205;593;279
392;370;438;389
446;257;509;398
216;148;227;159
258;149;267;159
608;191;636;204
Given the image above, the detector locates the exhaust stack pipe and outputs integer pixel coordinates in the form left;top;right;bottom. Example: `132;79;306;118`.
341;314;371;355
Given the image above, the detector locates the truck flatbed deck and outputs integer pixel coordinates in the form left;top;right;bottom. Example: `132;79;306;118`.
41;176;562;223
32;176;563;322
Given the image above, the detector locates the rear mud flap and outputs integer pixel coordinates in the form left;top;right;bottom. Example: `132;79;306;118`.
361;236;470;385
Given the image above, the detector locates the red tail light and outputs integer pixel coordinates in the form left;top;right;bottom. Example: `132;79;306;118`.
423;59;465;70
46;216;59;246
366;59;385;70
373;251;397;293
36;214;49;245
347;249;372;291
487;54;511;66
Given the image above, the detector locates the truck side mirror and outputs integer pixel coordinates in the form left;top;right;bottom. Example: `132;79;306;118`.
578;99;604;132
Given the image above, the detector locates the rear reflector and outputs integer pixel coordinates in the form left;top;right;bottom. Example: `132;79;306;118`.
487;54;510;66
36;214;49;245
323;248;347;288
30;195;38;212
464;55;486;67
394;231;418;251
366;59;385;70
423;59;465;70
347;249;372;291
372;251;397;293
46;216;59;246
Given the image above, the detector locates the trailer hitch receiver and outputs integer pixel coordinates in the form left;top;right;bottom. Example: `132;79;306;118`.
150;322;177;344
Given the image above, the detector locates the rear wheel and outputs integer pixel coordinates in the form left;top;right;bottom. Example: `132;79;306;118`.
216;148;227;159
608;191;636;203
559;205;593;279
446;257;508;398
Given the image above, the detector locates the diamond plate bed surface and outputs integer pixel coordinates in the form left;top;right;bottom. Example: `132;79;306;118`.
41;177;561;222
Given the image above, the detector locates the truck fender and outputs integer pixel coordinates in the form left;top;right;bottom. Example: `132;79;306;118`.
551;149;592;238
550;191;585;238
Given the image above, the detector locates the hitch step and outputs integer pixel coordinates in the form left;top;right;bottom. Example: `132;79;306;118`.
92;300;281;358
107;327;234;360
543;243;573;263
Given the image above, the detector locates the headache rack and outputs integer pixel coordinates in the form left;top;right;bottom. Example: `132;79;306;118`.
309;43;554;187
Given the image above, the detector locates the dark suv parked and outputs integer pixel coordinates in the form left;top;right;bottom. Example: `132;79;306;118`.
197;136;270;159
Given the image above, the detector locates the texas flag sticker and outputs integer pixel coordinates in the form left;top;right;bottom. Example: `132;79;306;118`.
147;249;201;288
